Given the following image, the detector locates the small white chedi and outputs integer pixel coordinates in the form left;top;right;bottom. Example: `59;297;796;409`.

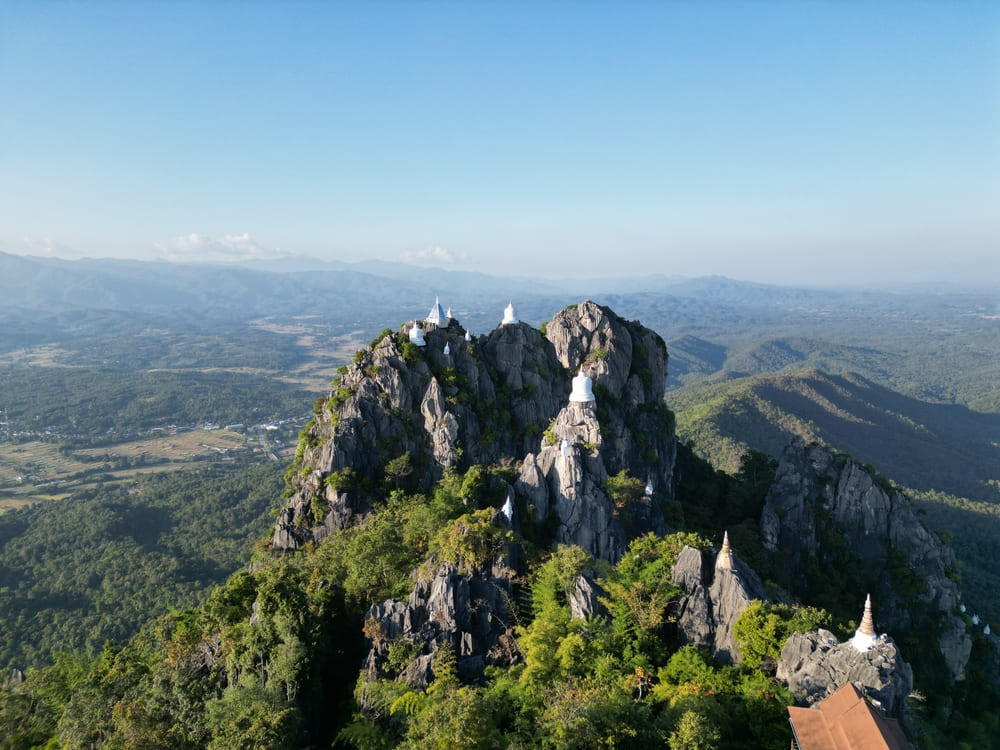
851;594;878;653
501;301;519;326
569;368;595;403
408;323;426;346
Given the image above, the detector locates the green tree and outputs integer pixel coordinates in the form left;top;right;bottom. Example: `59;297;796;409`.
669;710;721;750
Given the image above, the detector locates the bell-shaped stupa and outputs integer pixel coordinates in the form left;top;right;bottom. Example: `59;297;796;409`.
408;323;426;347
501;301;519;326
851;594;877;653
465;330;472;342
443;342;451;356
569;369;596;403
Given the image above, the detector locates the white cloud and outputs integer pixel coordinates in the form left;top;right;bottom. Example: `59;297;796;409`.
397;245;467;267
153;233;292;263
0;235;82;259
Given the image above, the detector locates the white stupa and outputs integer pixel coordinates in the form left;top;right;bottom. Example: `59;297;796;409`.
560;437;573;457
408;323;426;346
569;369;596;403
446;307;453;319
851;594;877;653
716;530;734;571
645;479;654;497
985;624;991;635
465;330;472;342
443;342;451;356
500;491;515;525
427;296;449;326
501;301;519;325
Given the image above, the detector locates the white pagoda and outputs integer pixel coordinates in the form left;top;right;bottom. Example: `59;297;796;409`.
501;301;518;326
427;296;449;326
851;594;878;653
569;369;595;403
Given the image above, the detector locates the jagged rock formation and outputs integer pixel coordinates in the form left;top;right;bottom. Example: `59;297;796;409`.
778;629;914;716
273;301;675;563
761;440;971;681
515;302;675;561
362;564;520;692
569;571;607;621
668;543;769;665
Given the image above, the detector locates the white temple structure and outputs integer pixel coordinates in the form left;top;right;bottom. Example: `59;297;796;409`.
645;479;654;497
560;437;573;458
569;369;596;403
501;301;518;326
465;330;472;342
851;594;878;653
443;342;451;356
716;530;734;570
427;297;449;326
408;323;426;347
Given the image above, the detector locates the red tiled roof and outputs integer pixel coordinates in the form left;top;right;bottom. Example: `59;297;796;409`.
789;683;910;750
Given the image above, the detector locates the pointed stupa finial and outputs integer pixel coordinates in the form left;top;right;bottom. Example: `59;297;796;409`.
569;368;596;403
501;300;519;325
716;530;734;570
443;342;451;356
851;594;877;652
408;322;426;347
465;330;472;342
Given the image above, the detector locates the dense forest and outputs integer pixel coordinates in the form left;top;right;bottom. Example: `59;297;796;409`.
2;452;997;748
0;462;281;669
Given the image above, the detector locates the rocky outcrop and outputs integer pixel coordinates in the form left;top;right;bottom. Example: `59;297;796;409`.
761;440;971;681
361;564;519;691
275;301;676;563
512;302;675;562
543;302;675;494
668;544;769;664
569;571;607;621
778;629;913;716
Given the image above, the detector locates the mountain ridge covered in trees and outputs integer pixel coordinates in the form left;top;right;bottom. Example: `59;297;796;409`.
2;300;998;748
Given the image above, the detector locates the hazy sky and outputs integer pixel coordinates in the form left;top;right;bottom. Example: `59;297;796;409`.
1;1;997;284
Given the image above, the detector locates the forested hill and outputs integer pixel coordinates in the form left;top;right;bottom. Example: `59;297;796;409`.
670;368;1000;622
671;369;1000;500
2;300;997;749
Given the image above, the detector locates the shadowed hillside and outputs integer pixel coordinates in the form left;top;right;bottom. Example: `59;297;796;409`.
670;368;1000;621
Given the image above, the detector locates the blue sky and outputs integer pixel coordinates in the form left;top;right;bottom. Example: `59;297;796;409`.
1;1;997;284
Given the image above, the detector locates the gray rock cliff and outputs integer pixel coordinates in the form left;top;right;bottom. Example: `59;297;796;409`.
777;628;913;716
668;543;769;665
761;440;971;681
274;301;676;564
